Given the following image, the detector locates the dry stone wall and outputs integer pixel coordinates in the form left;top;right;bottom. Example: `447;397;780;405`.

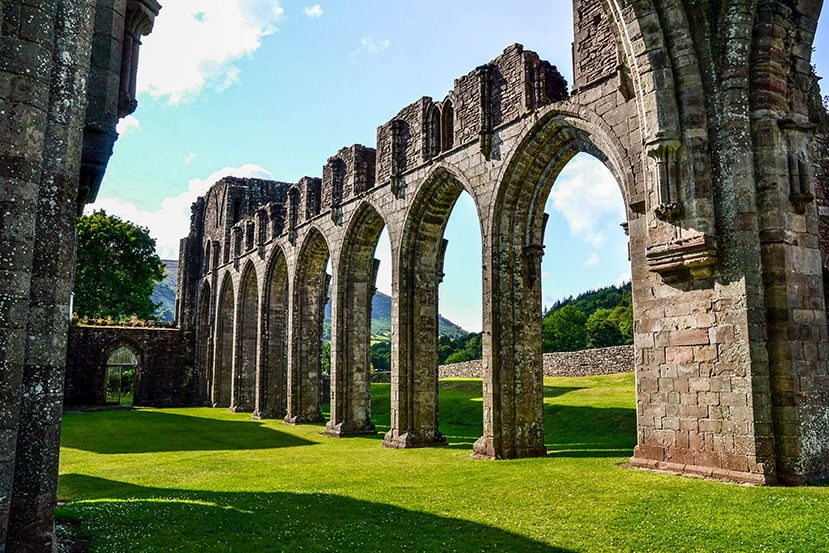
437;346;634;379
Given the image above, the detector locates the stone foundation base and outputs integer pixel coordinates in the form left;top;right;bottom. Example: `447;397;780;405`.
382;430;447;449
471;436;547;460
251;409;286;420
284;412;325;425
228;405;253;413
324;421;377;437
629;455;771;485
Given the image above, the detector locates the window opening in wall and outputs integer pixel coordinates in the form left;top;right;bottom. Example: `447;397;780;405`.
233;198;242;224
105;345;138;405
441;100;454;152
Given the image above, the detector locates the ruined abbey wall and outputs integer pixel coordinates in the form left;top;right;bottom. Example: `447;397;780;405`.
0;1;159;550
176;0;829;488
65;325;194;407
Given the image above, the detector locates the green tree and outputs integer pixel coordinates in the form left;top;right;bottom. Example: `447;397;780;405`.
371;341;391;372
542;305;588;352
74;210;165;320
585;308;623;348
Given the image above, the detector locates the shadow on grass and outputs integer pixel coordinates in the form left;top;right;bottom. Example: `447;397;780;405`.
355;381;635;458
61;410;316;454
57;474;573;553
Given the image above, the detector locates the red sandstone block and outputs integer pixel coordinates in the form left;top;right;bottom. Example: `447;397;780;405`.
694;449;721;469
689;378;710;392
667;447;694;466
709;325;735;344
722;453;749;473
670;329;710;346
635;444;666;461
666;346;693;364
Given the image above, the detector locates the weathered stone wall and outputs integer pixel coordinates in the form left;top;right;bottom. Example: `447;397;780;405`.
437;346;634;379
0;0;160;549
65;325;194;407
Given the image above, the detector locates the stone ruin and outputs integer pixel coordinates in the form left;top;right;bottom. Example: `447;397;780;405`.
178;0;829;487
4;0;829;551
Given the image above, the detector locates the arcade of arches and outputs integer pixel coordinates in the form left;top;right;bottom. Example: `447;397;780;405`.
4;0;829;550
176;0;829;487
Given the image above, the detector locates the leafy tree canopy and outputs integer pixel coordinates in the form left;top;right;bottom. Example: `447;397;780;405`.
74;210;165;320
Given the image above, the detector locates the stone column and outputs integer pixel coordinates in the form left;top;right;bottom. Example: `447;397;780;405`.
473;239;546;460
384;240;447;449
5;1;97;551
285;267;326;424
0;2;59;546
326;259;378;437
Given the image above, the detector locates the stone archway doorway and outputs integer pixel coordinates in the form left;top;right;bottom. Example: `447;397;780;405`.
104;343;141;405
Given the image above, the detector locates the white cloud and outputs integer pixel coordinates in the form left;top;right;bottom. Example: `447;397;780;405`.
304;5;323;18
583;252;600;267
87;164;272;260
184;153;197;164
548;153;625;249
352;34;390;56
116;115;140;137
137;1;284;102
616;270;632;286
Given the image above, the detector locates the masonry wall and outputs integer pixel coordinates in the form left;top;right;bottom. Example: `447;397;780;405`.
65;326;194;407
436;346;634;379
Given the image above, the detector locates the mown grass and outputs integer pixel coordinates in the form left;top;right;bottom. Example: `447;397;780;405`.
58;373;829;552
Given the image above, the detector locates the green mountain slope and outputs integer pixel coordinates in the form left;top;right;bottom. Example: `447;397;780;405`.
151;260;177;322
324;291;468;342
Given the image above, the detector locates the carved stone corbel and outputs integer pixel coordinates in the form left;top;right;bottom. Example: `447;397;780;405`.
646;235;718;282
647;137;683;223
787;152;814;215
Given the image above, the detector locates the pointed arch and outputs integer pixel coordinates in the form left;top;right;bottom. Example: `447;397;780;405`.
286;227;329;424
325;201;385;437
257;245;290;419
196;280;213;404
475;109;633;460
213;272;235;407
384;167;482;449
233;261;259;412
440;98;454;152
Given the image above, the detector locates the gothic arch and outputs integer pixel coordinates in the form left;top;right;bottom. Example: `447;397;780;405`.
196;281;213;404
286;226;329;424
102;339;144;405
384;166;483;449
326;201;385;437
474;110;632;460
256;245;290;419
213;272;235;407
234;261;259;412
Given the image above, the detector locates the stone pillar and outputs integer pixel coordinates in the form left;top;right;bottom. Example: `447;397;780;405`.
285;260;326;425
0;2;59;546
326;258;379;437
4;1;97;551
749;0;829;484
384;240;447;449
473;239;546;460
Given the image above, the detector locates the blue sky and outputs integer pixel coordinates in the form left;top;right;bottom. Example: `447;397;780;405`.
92;2;829;333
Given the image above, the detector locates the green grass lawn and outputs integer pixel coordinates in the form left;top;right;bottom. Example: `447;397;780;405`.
57;374;829;552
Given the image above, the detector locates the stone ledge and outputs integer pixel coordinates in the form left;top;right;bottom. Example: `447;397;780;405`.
628;456;771;486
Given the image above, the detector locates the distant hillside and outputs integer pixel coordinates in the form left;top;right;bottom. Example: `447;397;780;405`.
152;263;467;338
151;260;177;322
324;291;468;342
